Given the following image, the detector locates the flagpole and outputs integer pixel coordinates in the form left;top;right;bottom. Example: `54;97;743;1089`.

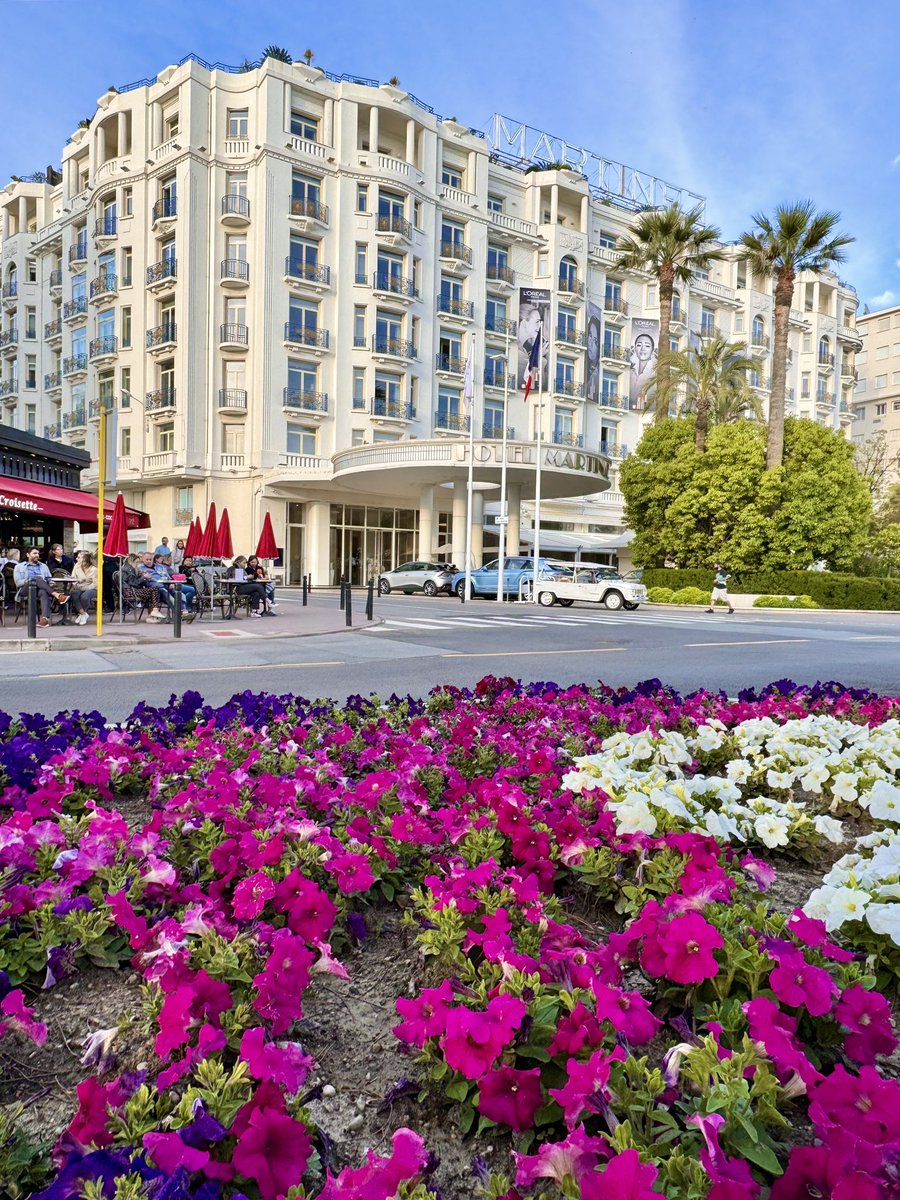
495;324;510;603
532;320;543;604
96;403;106;638
463;332;475;605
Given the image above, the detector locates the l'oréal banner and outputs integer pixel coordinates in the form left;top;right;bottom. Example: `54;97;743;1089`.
517;287;550;391
629;316;659;401
585;300;601;403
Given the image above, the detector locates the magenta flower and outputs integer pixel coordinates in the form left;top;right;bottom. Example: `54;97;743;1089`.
231;871;276;920
547;1001;604;1056
549;1048;624;1131
770;1145;881;1200
240;1026;313;1094
660;912;724;984
477;1066;543;1131
687;1111;759;1196
593;985;661;1045
252;930;315;1035
318;1127;428;1198
579;1149;660;1199
325;851;375;894
440;994;526;1080
743;996;821;1087
0;989;48;1046
142;1130;209;1174
232;1103;312;1200
393;980;454;1046
66;1077;125;1148
514;1126;607;1188
272;870;337;941
768;947;837;1017
836;985;898;1064
809;1064;900;1148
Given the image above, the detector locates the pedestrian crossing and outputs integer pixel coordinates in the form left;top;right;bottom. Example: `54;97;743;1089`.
367;607;756;633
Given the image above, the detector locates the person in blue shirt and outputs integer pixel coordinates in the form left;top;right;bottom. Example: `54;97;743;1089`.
13;547;68;627
707;565;734;614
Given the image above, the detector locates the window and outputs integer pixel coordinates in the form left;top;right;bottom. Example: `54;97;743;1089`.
222;424;245;455
120;367;131;407
378;190;406;229
374;371;402;410
751;315;766;347
121;307;131;349
26;259;36;283
373;430;400;443
291;172;321;212
25;405;36;435
120;427;131;457
893;373;900;385
559;256;577;290
441;164;462;189
802;334;811;352
876;345;889;360
700;308;715;337
553;406;574;442
351;428;366;447
557;306;577;341
603;328;621;356
287;424;317;454
878;317;890;332
98;308;115;339
163;108;179;139
355;243;367;284
596;231;616;249
122;187;133;216
693;267;709;282
487;194;504;214
175;486;193;523
25;355;36;388
352;368;366;410
735;313;744;333
876;403;887;416
875;375;888;389
485;296;508;332
226;172;248;199
413;200;422;228
605;281;622;308
356;183;368;212
441;218;465;253
437;387;462;428
289;297;318;339
484;399;504;435
121;247;132;286
288;359;317;396
601;371;618;402
288;235;318;271
290;111;318;141
227;109;249;139
801;372;810;397
24;307;35;338
157;422;175;452
894;398;900;408
556;357;575;392
354;306;366;348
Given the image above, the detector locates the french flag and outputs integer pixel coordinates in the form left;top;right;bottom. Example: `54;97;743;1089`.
523;324;542;400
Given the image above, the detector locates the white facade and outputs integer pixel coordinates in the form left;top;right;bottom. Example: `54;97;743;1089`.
852;307;900;493
0;56;861;582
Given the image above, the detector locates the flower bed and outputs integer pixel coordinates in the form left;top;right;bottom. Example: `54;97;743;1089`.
1;678;899;1200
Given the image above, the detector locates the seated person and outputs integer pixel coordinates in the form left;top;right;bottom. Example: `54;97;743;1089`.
137;551;175;615
161;553;196;612
13;547;69;628
246;555;278;612
47;543;74;575
225;555;269;616
70;551;98;625
122;553;166;622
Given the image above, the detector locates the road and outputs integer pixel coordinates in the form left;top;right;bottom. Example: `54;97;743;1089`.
2;593;898;720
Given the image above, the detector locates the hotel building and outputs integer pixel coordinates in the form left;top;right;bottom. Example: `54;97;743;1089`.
0;54;862;582
852;307;900;495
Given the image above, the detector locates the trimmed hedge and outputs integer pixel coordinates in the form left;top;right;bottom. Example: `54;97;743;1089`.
642;569;900;611
753;595;820;609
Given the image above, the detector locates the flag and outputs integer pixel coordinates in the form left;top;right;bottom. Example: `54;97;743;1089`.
523;323;542;400
462;336;475;415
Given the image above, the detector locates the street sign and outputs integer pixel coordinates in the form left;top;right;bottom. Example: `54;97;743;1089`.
493;515;509;525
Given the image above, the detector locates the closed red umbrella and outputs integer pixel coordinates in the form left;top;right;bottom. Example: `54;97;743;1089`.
255;511;277;560
184;516;201;558
215;508;234;559
104;493;130;557
196;503;218;559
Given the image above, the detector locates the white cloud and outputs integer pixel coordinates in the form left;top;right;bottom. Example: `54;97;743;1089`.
869;290;897;307
891;154;900;169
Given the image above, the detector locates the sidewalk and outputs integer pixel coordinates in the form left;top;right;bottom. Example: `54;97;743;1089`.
0;591;376;652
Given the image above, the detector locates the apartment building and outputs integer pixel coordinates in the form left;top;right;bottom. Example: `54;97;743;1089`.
0;54;861;582
852;307;900;490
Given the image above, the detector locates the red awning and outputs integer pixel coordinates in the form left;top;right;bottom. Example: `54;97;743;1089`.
0;478;150;529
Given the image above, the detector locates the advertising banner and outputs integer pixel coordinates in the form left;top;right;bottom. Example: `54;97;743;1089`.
629;316;660;402
517;287;550;392
585;300;601;403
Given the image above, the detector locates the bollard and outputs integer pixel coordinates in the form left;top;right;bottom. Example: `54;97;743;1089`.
365;578;374;621
345;580;353;627
173;583;182;639
27;579;37;639
302;574;308;606
339;575;346;610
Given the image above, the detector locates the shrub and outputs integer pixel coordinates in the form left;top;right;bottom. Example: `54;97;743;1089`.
670;586;709;605
647;586;674;603
753;595;820;609
643;569;900;611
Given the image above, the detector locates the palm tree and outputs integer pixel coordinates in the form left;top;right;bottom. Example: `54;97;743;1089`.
615;203;723;420
740;202;854;469
262;45;293;64
648;337;762;450
302;49;315;66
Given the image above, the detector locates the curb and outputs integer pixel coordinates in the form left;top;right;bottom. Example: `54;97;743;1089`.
646;603;900;616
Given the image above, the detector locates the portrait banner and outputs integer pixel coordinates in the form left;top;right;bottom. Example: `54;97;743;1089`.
585;300;601;403
629;317;659;403
517;287;551;392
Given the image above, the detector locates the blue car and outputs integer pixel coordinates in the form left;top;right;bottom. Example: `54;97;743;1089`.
451;556;567;599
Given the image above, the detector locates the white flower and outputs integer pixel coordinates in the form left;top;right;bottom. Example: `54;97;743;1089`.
725;760;752;784
831;772;860;805
766;768;795;790
704;809;742;842
864;780;900;824
696;726;724;752
812;815;845;844
824;885;872;931
804;885;839;921
614;799;657;835
799;762;831;793
865;902;900;946
754;814;790;849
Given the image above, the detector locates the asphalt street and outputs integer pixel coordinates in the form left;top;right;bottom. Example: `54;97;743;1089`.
1;592;899;720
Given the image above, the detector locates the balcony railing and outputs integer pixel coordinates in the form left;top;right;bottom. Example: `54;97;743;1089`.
68;241;88;265
44;318;62;339
94;216;117;238
600;392;624;409
152;197;177;222
671;306;687;324
486;263;515;285
485;315;517;337
483;423;515;440
698;324;722;340
602;344;629;363
751;334;770;349
558;277;585;297
284;324;330;349
44;422;60;440
219;323;249;346
555;380;585;398
434;413;470;433
0;380;17;398
816;391;835;406
483;365;508;388
283;389;328;413
146;323;176;349
221;258;250;283
371;397;414;420
63;297;87;319
553;430;583;447
289;197;329;223
440;240;472;263
818;352;835;366
372;272;418;298
89;335;118;359
218;388;248;411
63;408;86;429
437;296;474;319
436;352;464;374
0;329;17;349
146;259;177;285
373;336;416;359
556;326;586;346
376;213;412;239
89;273;117;299
63;353;88;374
146;389;177;413
284;259;331;286
221;194;250;219
49;269;62;289
44;370;62;390
603;296;628;315
1;282;17;300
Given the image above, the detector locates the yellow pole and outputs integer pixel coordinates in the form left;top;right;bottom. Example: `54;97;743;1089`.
96;403;105;638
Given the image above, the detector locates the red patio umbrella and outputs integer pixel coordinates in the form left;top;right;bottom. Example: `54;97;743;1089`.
215;508;234;560
255;511;277;560
104;493;130;557
183;516;201;558
196;503;218;559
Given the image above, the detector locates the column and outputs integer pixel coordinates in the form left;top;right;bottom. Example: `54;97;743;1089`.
506;483;522;554
118;111;129;155
405;118;416;166
467;149;477;193
580;194;589;231
323;99;334;148
153;103;163;148
471;492;484;567
417;484;435;559
18;197;28;233
451;481;467;566
97;122;107;165
368;106;379;155
305;500;331;587
550;184;559;226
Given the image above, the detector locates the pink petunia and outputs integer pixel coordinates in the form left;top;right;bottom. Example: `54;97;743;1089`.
579;1149;660;1200
770;1145;881;1200
768;948;836;1017
232;1103;312;1200
809;1064;900;1148
549;1048;624;1131
143;1131;209;1174
318;1127;429;1198
325;851;375;894
661;912;724;985
0;989;48;1046
743;996;822;1087
477;1066;543;1131
272;870;337;942
252;930;315;1035
687;1111;759;1196
240;1026;313;1094
593;985;661;1045
835;985;898;1064
514;1126;608;1188
393;980;454;1047
66;1077;125;1148
231;871;276;920
441;994;526;1080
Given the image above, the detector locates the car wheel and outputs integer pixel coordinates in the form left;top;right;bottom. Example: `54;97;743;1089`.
423;581;437;597
538;590;556;607
558;598;575;608
623;601;639;610
603;590;624;611
455;580;471;600
378;579;391;595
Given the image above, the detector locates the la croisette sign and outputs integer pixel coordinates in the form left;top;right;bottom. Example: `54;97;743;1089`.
0;479;149;527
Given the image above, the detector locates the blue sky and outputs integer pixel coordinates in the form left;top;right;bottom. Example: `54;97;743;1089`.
3;0;897;307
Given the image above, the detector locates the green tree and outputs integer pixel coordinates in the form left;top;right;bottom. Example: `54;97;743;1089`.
615;204;723;417
649;337;762;451
621;417;871;569
739;202;854;470
262;45;293;63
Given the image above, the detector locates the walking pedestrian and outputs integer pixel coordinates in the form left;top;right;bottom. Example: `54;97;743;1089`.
706;564;734;614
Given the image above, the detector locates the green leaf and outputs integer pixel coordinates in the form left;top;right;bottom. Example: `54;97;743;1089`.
517;1044;551;1062
458;1103;476;1135
445;1080;469;1103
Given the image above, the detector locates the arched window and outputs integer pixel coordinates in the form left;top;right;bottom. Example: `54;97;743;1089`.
818;336;831;364
751;315;765;347
558;256;577;292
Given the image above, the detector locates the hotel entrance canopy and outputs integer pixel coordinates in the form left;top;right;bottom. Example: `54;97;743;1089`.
0;478;150;529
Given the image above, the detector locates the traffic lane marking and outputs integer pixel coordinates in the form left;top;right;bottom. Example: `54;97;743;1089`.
442;647;625;658
683;639;811;648
31;660;346;680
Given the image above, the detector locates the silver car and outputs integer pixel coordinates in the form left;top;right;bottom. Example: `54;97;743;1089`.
378;561;454;596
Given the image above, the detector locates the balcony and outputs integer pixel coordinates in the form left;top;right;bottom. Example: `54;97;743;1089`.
485;315;517;339
483;422;515;440
89;273;117;301
68;241;88;267
288;197;329;228
789;309;810;329
45;317;62;342
841;361;858;382
558;277;585;299
816;391;835;408
93;216;117;241
838;324;863;348
219;454;246;470
221;194;251;225
691;276;739;306
486;263;515;288
283;324;330;354
554;380;585;399
146;323;176;351
146;259;177;290
284;258;331;291
220;258;250;287
603;296;628;320
698;324;723;341
1;281;17;307
371;272;418;303
553;430;584;448
556;326;585;348
818;352;835;368
436;296;474;322
434;413;470;434
600;392;627;410
63;407;86;431
602;344;629;367
151;197;177;226
63;297;88;321
218;388;248;413
435;352;464;376
373;336;417;362
751;334;770;351
219;323;249;350
62;353;88;376
371;397;414;421
0;329;17;353
438;241;472;274
376;213;412;244
282;389;328;416
44;370;62;391
89;335;118;362
489;211;539;241
49;268;63;293
0;379;18;399
483;365;509;389
143;451;176;473
44;422;61;440
146;389;177;416
670;306;688;330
